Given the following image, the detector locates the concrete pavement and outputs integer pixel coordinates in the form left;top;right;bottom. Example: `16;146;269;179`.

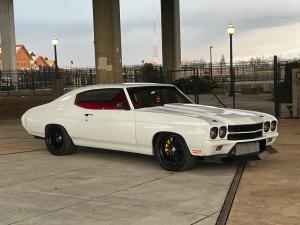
0;120;238;225
227;120;300;225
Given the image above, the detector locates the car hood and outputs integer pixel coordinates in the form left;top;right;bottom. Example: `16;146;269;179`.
137;103;273;125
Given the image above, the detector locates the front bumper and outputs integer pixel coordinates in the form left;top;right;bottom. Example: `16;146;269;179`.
199;132;278;157
204;144;278;163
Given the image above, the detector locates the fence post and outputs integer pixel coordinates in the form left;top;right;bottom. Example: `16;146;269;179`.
89;69;93;85
196;67;199;104
42;67;45;88
273;55;280;119
159;66;163;83
134;68;138;82
193;67;197;104
48;67;51;89
123;66;126;83
32;69;35;95
7;69;10;96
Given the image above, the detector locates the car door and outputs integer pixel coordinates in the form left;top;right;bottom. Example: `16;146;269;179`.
74;88;137;152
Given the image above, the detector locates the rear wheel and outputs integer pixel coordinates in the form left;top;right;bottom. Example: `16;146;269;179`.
154;133;196;171
45;125;76;156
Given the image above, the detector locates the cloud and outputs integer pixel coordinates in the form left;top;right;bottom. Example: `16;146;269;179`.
12;0;300;66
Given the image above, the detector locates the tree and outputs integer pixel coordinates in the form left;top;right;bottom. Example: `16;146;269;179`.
140;63;160;82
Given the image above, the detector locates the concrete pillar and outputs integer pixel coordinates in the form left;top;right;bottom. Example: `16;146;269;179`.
0;0;17;73
292;67;300;118
161;0;181;82
92;0;123;84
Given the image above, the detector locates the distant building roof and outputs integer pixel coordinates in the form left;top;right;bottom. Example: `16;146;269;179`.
34;56;49;68
46;59;55;67
0;44;55;69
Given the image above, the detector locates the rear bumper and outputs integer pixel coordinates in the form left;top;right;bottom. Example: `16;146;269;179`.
204;145;278;163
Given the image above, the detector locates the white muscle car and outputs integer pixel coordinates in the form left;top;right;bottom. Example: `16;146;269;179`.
21;83;278;171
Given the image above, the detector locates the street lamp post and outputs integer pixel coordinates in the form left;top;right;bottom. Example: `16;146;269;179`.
51;37;62;95
227;23;235;108
209;46;213;79
51;38;59;78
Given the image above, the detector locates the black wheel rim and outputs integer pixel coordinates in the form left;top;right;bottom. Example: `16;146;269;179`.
48;128;64;149
159;135;184;166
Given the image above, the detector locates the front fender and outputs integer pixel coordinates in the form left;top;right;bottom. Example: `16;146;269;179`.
135;116;210;155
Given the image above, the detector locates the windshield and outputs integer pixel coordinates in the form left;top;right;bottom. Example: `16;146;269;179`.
127;86;193;109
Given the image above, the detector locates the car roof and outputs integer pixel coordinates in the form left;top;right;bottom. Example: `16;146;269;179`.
70;83;174;94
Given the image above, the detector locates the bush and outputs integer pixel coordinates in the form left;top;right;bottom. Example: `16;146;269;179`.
140;63;161;82
173;76;221;94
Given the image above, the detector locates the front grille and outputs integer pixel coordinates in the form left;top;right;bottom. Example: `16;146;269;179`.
228;123;263;133
227;131;263;140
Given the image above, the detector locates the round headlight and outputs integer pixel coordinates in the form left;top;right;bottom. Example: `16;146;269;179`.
264;122;270;132
271;120;277;131
219;126;227;138
210;127;218;139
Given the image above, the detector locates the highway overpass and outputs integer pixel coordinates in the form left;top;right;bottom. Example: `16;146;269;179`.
0;0;181;84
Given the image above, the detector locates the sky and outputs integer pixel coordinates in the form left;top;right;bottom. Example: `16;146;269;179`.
12;0;300;67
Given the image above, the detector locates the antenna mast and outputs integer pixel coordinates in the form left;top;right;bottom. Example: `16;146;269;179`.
152;0;158;64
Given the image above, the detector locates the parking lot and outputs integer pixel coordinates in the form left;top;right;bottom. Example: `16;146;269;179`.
0;120;238;225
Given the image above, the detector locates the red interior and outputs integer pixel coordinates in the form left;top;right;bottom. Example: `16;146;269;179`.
75;90;130;110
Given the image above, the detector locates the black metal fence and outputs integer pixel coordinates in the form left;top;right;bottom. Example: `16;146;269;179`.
0;68;96;93
0;62;276;91
122;62;275;84
1;60;299;119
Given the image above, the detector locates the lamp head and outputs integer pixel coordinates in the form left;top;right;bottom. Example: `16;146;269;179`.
227;23;235;35
52;38;58;46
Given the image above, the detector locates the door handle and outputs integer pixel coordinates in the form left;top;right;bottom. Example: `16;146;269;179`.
84;113;94;117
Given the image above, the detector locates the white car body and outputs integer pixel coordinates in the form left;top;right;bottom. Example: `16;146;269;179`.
21;83;278;159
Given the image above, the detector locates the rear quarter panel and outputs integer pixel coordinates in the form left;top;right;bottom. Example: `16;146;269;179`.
22;94;81;139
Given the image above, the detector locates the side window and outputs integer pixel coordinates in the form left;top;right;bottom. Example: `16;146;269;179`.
75;88;130;110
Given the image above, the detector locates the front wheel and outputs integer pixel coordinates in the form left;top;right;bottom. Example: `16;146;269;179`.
154;133;196;171
45;125;76;156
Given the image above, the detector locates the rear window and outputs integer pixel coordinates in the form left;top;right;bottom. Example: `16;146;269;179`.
75;88;130;110
76;89;121;103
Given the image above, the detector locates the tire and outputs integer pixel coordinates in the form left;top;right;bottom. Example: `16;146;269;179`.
154;133;196;171
45;125;76;156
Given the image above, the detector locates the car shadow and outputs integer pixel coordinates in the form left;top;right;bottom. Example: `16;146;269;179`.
75;146;240;171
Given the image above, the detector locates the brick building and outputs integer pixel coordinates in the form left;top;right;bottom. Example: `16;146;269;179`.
0;45;54;70
0;45;32;70
31;55;50;69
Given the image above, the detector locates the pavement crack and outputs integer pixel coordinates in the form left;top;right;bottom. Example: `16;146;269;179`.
0;139;43;145
167;209;208;217
0;149;42;156
190;211;220;225
6;174;174;225
0;156;137;189
0;154;49;163
95;173;174;199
